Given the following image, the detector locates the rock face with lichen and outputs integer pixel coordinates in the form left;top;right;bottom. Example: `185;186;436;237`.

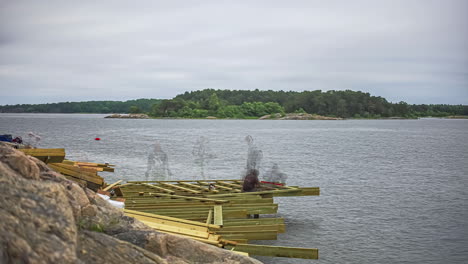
0;143;261;264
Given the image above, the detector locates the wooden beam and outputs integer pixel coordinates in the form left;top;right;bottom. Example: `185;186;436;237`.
206;188;301;198
219;224;285;233
220;232;277;241
177;182;219;193
124;209;220;229
141;183;175;194
197;181;241;192
127;179;241;183
148;192;229;204
48;163;103;185
64;175;87;186
103;180;123;191
157;182;202;194
19;148;65;163
223;218;285;226
226;244;318;259
206;209;213;225
214;205;223;226
216;181;243;188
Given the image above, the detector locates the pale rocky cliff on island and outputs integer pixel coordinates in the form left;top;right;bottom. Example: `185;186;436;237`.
0;143;261;264
105;114;150;119
259;113;342;120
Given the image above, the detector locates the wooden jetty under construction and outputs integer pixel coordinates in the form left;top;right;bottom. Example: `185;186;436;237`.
18;147;320;260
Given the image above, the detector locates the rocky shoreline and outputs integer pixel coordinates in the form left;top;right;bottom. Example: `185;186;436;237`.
105;113;150;119
259;113;343;120
0;143;260;264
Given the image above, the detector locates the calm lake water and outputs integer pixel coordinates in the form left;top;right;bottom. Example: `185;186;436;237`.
1;113;467;264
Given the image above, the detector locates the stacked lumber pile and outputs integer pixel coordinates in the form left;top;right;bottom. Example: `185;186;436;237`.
125;209;223;246
18;148;114;191
115;180;320;260
49;160;115;191
19;148;65;163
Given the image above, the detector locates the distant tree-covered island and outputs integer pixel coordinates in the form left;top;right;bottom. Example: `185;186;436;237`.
1;89;467;119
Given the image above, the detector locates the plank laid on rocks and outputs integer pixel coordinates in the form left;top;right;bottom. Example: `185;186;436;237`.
226;244;319;259
19;148;65;163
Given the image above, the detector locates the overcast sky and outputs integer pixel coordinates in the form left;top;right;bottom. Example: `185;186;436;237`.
1;0;467;105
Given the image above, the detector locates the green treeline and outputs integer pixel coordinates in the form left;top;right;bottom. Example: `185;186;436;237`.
1;89;467;118
0;99;161;114
151;89;468;118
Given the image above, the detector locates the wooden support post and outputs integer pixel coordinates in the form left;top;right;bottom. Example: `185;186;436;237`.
214;205;223;226
206;209;213;225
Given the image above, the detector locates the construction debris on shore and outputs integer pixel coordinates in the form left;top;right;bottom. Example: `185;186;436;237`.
20;147;320;260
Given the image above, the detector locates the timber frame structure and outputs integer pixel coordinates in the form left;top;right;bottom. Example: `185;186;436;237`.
113;180;320;259
16;147;320;260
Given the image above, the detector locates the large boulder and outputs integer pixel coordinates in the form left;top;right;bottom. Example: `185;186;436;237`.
0;143;261;264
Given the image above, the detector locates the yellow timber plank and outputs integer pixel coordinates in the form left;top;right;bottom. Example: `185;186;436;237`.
124;209;221;229
138;220;211;239
214;205;223;226
64;175;87;185
231;251;249;257
48;164;103;185
125;212;209;232
216;181;243;188
157;182;202;194
141;183;175;194
197;181;241;192
206;209;213;225
19;148;65;154
148;192;229;203
206;188;301;197
19;148;65;163
103;180;123;191
49;162;98;174
177;182;219;193
220;232;277;241
219;224;285;233
226;244;319;259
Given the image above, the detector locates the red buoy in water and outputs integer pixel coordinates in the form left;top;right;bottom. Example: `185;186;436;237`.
95;137;101;141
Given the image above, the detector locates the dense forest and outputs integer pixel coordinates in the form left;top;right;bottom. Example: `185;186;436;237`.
152;89;468;118
1;89;467;119
0;99;161;114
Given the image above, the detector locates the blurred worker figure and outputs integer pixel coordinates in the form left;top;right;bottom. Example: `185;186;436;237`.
242;169;260;192
145;141;172;181
264;163;288;184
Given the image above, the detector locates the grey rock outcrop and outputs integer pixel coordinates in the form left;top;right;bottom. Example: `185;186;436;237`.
259;113;342;120
105;114;150;119
0;143;261;264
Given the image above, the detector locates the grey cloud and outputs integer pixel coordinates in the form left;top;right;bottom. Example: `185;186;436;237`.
0;0;467;105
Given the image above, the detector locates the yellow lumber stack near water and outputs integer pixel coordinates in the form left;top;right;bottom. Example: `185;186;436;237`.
18;148;114;191
116;180;320;259
18;148;320;260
